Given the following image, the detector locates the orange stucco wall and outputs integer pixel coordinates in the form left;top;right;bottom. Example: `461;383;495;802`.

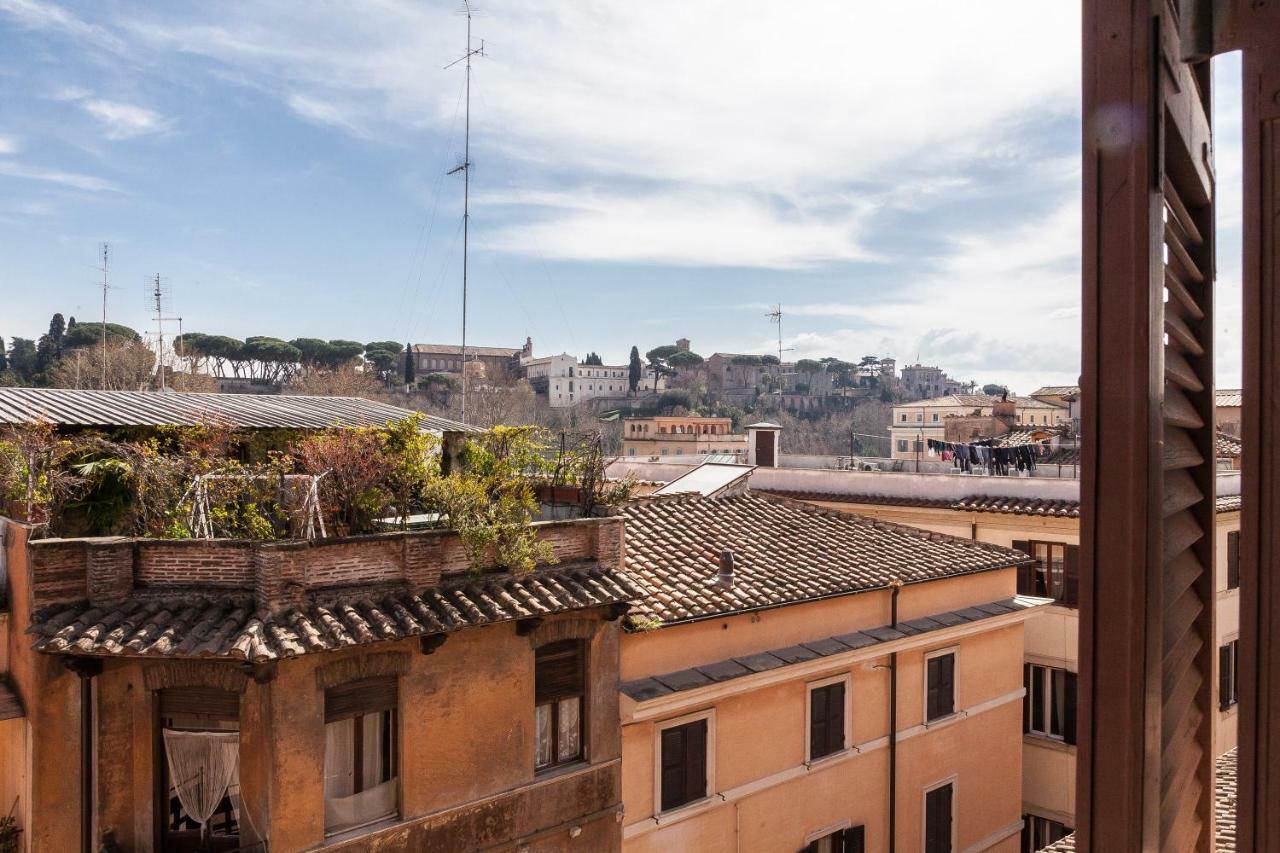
620;567;1030;853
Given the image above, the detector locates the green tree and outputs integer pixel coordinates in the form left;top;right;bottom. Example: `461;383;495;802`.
0;336;7;372
63;322;140;349
731;354;762;366
583;351;603;366
323;340;365;370
795;358;821;374
8;338;37;383
628;346;642;393
667;350;704;368
403;342;416;386
982;383;1008;397
645;345;679;363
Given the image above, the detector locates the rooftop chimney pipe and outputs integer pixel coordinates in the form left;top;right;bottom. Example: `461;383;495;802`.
718;550;736;588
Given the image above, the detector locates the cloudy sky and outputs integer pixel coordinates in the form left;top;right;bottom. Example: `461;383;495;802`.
0;1;1244;391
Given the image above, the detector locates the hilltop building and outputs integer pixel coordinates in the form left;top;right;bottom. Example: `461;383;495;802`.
889;394;1070;461
408;337;533;383
523;353;662;408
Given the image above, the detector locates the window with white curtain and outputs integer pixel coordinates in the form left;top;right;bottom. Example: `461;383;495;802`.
535;640;585;771
324;678;398;836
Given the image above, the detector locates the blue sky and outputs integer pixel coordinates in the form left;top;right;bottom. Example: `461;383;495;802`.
0;1;1244;392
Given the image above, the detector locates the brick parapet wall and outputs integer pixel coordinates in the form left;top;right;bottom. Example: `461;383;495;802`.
21;517;621;611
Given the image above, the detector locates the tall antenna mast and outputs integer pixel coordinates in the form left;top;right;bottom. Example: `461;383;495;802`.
446;1;485;423
766;303;794;393
152;274;166;391
100;244;110;388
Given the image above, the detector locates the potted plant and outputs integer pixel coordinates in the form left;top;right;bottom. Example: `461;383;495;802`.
0;798;20;853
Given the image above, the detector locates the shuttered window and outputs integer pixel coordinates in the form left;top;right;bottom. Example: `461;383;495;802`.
159;688;240;721
1012;541;1079;607
809;681;846;760
1020;814;1072;852
1220;641;1239;710
535;640;585;770
1227;530;1241;590
926;653;956;722
659;718;708;812
1023;664;1077;745
924;783;953;853
804;825;865;853
323;678;398;835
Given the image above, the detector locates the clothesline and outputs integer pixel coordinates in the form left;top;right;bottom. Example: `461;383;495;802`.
926;438;1051;475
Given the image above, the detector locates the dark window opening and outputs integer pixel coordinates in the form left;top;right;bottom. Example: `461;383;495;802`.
660;718;708;812
1220;640;1240;710
1227;530;1241;590
926;653;956;722
805;825;865;853
1020;814;1072;853
924;782;954;853
1023;664;1077;744
157;688;241;853
809;681;846;760
535;640;585;770
1013;541;1079;607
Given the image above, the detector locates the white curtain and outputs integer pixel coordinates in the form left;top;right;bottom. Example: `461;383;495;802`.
162;729;240;831
324;715;395;833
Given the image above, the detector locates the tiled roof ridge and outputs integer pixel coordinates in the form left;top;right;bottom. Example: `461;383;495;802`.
746;490;1034;562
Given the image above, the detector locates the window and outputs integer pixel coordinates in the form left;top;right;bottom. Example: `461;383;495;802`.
535;640;585;770
925;650;956;722
628;447;636;456
1013;541;1079;606
1021;814;1072;853
913;439;923;453
1023;664;1077;744
324;677;398;836
804;825;865;853
808;677;848;761
900;414;907;422
1220;640;1240;710
1227;530;1241;590
897;440;909;453
924;781;954;853
932;413;939;422
916;413;923;422
158;688;241;850
658;714;710;812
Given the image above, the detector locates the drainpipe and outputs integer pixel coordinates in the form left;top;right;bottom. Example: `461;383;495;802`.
888;581;901;853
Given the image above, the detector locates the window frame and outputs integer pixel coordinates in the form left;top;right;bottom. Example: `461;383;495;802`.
653;709;715;816
1026;540;1067;600
805;673;852;764
921;776;958;853
534;640;587;773
322;677;400;838
1220;637;1240;711
923;647;959;724
1023;663;1077;744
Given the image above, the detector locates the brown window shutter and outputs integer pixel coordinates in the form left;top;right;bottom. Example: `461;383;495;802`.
845;825;865;853
1023;664;1032;734
1228;530;1241;590
325;676;398;723
1064;671;1078;746
159;688;240;720
1062;545;1080;608
1012;540;1033;596
535;640;584;704
1219;645;1232;710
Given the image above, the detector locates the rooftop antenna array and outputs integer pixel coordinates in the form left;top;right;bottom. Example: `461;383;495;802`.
766;303;795;393
98;244;114;389
148;275;182;392
446;0;485;423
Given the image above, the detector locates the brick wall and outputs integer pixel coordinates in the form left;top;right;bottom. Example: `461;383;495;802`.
21;517;623;611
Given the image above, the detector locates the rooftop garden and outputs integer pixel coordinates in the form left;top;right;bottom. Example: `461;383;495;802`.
0;417;631;574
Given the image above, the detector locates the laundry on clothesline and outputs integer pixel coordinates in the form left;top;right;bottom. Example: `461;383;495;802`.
925;438;1051;475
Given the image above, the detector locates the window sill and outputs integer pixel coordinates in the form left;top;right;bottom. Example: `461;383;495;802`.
924;711;965;730
654;794;721;825
534;759;590;782
805;746;859;769
1023;733;1076;753
323;815;400;846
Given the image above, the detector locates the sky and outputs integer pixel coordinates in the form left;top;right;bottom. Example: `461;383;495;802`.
0;1;1245;392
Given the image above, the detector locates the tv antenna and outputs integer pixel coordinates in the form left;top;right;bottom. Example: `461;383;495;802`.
149;275;182;392
766;304;795;393
446;0;485;423
97;244;114;389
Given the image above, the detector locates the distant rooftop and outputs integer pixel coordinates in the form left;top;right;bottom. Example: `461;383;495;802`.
0;387;477;433
1030;385;1081;397
621;492;1032;625
1217;388;1243;407
895;393;1067;410
653;462;754;498
411;342;520;357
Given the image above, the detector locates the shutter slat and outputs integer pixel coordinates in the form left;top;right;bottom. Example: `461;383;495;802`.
1063;545;1081;607
325;677;398;722
160;687;239;720
535;641;584;703
1064;671;1078;745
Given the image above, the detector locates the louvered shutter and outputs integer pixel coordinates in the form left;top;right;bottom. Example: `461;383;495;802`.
925;784;952;853
810;686;829;759
535;640;584;703
1220;645;1232;710
927;655;955;721
660;719;707;811
1012;540;1033;595
1023;664;1032;733
845;825;865;853
325;677;398;723
1063;671;1078;746
160;688;240;720
684;719;707;805
1062;545;1080;607
1227;531;1240;590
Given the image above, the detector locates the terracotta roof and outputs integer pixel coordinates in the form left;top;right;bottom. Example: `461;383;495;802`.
620;493;1033;625
29;564;643;664
622;595;1047;701
411;343;520;358
1030;386;1080;397
1039;748;1237;852
761;490;1243;519
895;393;1066;410
1216;389;1243;407
0;388;478;433
1217;431;1243;458
0;679;23;721
992;428;1061;447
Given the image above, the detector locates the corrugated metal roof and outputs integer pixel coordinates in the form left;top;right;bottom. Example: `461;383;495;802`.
1216;388;1243;407
0;388;479;433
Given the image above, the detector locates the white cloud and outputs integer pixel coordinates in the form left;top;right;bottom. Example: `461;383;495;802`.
0;0;125;52
80;99;168;140
0;135;18;154
0;159;120;192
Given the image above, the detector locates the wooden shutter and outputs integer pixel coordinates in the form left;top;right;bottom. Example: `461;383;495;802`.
1227;530;1240;590
1080;2;1218;848
1061;545;1080;608
660;719;707;811
325;677;398;723
844;825;865;853
159;688;239;720
925;784;952;853
1012;540;1034;596
1063;671;1078;746
810;682;845;759
535;640;584;704
1023;664;1032;734
927;655;955;720
1219;645;1232;711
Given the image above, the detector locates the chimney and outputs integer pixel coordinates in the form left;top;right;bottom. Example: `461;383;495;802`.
717;550;736;588
993;392;1017;426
